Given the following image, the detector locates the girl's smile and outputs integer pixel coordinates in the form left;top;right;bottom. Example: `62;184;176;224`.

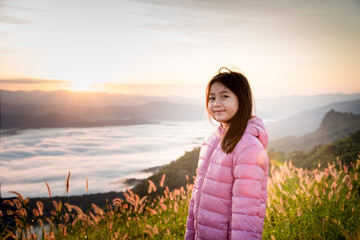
208;82;239;128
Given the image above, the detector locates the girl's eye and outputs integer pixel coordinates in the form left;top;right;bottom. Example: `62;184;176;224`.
209;97;215;101
222;95;229;99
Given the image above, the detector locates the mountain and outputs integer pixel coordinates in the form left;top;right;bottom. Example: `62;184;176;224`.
2;89;360;120
2;89;360;132
0;89;202;106
256;93;360;120
1;101;205;122
0;101;206;130
265;99;360;140
1;113;155;129
268;110;360;153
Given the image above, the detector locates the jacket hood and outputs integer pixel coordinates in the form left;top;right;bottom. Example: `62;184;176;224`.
245;116;268;148
216;116;268;149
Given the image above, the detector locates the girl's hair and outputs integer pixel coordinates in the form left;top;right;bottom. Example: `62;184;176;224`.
206;67;253;154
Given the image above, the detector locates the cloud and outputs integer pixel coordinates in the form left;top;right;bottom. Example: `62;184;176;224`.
0;15;32;24
0;122;213;198
0;78;69;84
128;0;360;41
0;0;33;24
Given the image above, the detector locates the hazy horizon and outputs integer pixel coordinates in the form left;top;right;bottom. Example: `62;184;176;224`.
1;87;360;100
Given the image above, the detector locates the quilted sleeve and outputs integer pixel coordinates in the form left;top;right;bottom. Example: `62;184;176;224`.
185;186;196;240
230;145;269;239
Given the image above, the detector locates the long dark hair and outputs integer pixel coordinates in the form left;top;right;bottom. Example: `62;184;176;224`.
206;68;253;154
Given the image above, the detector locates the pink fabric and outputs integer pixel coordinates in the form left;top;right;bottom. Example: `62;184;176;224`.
185;117;269;240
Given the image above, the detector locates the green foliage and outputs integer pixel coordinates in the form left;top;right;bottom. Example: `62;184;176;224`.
287;130;360;170
263;159;360;240
132;148;200;198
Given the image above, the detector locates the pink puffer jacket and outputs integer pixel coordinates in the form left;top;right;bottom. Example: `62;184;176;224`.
185;116;269;240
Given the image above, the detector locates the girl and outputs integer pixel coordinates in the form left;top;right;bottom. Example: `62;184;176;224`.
185;68;269;240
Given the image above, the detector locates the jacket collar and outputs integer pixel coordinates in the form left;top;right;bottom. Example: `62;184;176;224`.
215;116;268;148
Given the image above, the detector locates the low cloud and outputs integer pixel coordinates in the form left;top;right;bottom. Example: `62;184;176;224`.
0;78;69;84
0;0;33;25
0;121;213;198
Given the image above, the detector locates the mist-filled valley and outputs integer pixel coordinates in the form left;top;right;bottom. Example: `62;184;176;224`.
1;90;360;199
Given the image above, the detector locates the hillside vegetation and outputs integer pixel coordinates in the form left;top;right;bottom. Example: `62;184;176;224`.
1;156;359;239
132;149;200;198
267;129;360;172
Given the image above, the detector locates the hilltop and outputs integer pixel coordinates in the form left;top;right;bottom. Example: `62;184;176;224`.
268;110;360;153
266;99;360;140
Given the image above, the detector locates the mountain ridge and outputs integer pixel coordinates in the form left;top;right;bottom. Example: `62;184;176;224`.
268;110;360;153
2;89;360;120
266;99;360;140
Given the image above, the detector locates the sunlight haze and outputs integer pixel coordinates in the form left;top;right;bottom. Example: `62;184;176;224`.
0;0;359;98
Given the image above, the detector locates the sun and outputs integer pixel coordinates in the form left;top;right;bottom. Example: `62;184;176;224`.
68;80;96;92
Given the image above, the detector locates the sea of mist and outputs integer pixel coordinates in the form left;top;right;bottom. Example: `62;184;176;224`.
0;121;215;198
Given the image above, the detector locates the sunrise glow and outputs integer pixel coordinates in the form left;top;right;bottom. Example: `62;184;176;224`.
0;0;359;98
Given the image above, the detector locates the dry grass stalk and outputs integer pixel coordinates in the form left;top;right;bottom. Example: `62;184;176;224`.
122;233;128;240
145;207;157;215
8;191;24;202
2;199;14;206
59;224;67;236
174;201;179;213
160;173;166;187
66;171;71;194
148;180;157;194
70;204;84;216
64;202;72;212
52;200;60;212
45;182;52;198
36;201;44;216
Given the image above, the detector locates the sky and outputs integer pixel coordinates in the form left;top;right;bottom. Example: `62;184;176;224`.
0;0;359;98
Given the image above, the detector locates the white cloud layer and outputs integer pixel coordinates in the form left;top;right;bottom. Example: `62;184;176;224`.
0;121;215;198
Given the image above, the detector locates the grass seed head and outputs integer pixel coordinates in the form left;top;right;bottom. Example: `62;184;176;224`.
45;182;52;198
66;171;71;194
148;180;157;194
8;191;24;202
160;173;166;187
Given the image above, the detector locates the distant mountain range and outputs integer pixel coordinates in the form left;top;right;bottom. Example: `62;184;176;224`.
266;99;360;140
2;89;360;120
1;101;205;122
1;113;156;129
255;93;360;119
268;110;360;153
0;89;202;106
0;101;206;129
1;90;360;135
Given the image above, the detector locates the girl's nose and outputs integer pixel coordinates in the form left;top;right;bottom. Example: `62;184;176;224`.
214;99;222;106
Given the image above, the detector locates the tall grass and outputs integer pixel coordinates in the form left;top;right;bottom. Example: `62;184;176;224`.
264;157;360;239
1;157;359;239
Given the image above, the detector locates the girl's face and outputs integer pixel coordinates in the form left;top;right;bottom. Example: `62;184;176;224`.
208;82;239;128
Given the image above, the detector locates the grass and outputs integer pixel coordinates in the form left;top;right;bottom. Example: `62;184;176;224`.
1;157;360;239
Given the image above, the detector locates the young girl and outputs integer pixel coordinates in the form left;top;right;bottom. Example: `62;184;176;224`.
185;68;269;240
